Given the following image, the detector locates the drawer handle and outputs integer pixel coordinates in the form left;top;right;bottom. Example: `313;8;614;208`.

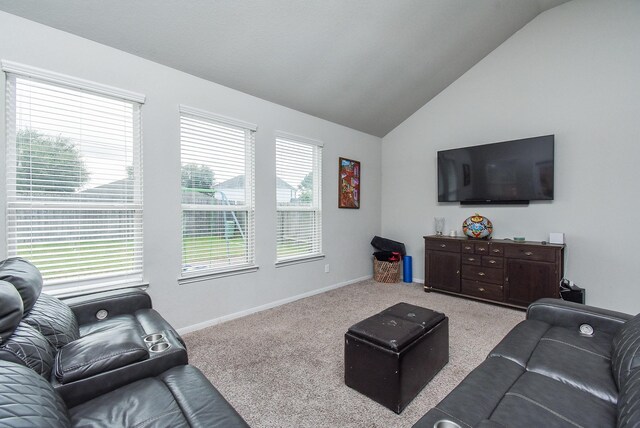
524;251;533;256
488;260;496;264
492;249;500;253
464;246;472;250
468;258;476;261
478;272;486;276
440;244;446;248
479;248;486;252
478;287;485;292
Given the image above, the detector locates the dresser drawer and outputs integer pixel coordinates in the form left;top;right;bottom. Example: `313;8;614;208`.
462;265;503;285
474;242;489;255
462;255;481;266
425;239;461;253
482;256;503;269
461;243;475;254
488;244;504;256
504;245;557;262
462;279;504;301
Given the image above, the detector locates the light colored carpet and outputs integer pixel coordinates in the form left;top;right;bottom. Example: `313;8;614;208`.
184;280;525;428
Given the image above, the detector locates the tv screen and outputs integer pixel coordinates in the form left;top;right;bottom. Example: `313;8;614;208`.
438;135;554;204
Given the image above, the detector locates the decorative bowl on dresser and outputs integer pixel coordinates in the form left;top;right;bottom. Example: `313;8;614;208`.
423;235;565;309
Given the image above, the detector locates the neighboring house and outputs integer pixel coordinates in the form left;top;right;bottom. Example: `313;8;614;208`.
215;175;296;204
82;178;136;202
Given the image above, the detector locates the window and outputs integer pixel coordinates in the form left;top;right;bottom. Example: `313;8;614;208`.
275;133;322;263
3;63;144;287
179;106;256;277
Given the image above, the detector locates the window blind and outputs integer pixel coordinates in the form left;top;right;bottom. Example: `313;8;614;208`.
275;136;322;261
5;74;143;285
180;109;255;275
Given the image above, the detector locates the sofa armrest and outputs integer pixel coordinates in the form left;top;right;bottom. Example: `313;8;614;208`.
61;289;152;326
527;298;632;336
55;329;148;384
54;328;188;407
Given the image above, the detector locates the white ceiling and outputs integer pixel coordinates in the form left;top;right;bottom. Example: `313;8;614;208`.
0;0;568;137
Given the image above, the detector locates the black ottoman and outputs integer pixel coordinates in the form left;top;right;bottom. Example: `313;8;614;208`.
344;302;449;414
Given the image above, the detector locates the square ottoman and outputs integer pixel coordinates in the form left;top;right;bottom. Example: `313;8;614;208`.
344;302;449;414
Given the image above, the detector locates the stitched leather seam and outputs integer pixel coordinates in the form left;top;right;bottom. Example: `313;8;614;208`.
0;346;31;368
131;409;182;428
433;407;472;428
614;332;638;385
525;324;553;368
540;337;610;360
60;347;144;372
505;392;584;428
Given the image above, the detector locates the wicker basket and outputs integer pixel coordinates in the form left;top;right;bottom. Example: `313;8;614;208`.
373;258;400;283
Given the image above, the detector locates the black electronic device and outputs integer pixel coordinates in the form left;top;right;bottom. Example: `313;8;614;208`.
561;288;585;304
437;135;554;204
560;278;585;304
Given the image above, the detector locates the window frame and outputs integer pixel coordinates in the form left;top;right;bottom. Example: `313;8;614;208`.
275;131;323;266
2;61;146;292
178;105;258;283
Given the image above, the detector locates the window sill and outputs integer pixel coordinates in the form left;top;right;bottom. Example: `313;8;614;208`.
275;254;325;268
44;280;149;299
178;265;259;285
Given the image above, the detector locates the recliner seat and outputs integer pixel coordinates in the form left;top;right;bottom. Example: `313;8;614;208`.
0;260;249;427
413;298;640;428
0;359;249;427
0;258;187;405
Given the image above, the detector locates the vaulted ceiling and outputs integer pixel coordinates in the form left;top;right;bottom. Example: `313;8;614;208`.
0;0;568;137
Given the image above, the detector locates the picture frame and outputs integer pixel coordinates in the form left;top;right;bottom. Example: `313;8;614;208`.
338;157;360;209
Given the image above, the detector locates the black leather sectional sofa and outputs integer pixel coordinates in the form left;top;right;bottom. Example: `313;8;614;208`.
0;257;248;427
413;298;640;428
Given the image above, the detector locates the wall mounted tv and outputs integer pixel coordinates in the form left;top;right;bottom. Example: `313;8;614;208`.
437;135;554;205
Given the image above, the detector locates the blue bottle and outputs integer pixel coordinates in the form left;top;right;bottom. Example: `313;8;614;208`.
403;255;413;283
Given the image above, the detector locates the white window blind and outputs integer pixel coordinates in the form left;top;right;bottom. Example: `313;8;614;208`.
4;73;143;286
275;135;322;262
180;108;256;276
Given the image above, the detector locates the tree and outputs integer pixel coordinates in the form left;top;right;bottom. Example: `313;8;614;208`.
16;129;88;195
298;172;313;203
181;164;215;196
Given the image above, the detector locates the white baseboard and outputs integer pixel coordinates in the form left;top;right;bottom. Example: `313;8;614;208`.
177;275;372;335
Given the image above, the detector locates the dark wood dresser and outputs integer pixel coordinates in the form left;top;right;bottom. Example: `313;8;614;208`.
424;235;565;309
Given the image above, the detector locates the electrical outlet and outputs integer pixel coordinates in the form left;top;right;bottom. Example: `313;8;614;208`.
324;264;330;273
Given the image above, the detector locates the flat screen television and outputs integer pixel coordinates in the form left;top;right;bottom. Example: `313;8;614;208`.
437;135;554;204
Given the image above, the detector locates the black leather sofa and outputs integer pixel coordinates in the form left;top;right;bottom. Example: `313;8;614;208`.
0;257;248;427
413;298;640;428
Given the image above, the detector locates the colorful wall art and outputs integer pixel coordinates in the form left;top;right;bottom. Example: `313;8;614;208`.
339;157;360;209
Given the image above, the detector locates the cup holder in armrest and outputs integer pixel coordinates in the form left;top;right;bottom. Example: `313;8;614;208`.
149;341;171;353
434;421;461;428
143;333;166;344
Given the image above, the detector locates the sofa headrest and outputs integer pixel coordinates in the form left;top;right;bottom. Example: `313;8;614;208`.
0;280;23;343
0;258;43;313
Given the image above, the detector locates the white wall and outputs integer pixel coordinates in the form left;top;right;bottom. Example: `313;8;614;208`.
382;0;640;314
0;11;382;329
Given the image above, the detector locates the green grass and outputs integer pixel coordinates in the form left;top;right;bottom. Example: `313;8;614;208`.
182;235;247;264
18;235;314;280
18;239;137;280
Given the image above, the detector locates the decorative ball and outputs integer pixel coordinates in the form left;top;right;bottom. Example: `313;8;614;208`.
462;214;493;239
